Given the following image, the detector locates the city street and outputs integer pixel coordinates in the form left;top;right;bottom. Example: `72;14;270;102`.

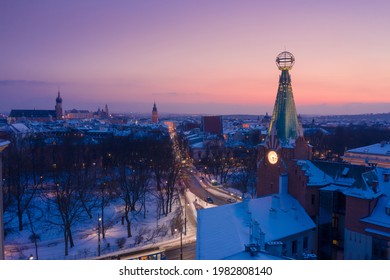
165;242;196;260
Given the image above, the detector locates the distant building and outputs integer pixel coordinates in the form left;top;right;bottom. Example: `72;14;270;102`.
201;116;223;135
8;109;56;123
93;104;110;119
261;112;271;127
152;102;158;124
343;142;390;168
64;109;92;119
55;90;63;119
8;91;62;123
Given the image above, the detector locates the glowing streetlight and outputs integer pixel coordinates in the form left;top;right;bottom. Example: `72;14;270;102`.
98;215;102;256
175;228;183;260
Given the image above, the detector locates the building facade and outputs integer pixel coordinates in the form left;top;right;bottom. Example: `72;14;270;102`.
152;102;158;124
201;115;223;135
256;51;312;198
8;92;62;123
55;90;63;119
343;142;390;168
256;51;390;260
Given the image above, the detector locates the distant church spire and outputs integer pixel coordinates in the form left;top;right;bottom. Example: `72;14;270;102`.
55;90;63;119
268;51;299;145
152;102;158;124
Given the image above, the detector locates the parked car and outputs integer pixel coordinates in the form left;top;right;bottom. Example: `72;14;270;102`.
227;198;237;203
206;197;214;204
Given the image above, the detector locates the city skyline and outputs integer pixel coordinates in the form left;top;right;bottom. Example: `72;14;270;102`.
1;0;390;115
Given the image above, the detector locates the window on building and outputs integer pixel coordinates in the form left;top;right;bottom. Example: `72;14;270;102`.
311;194;316;205
372;238;388;260
332;213;339;229
303;237;308;250
292;240;297;255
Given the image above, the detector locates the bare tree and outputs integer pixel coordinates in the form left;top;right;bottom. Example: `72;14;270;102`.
232;148;257;195
118;162;149;238
26;208;40;260
4;136;39;231
203;140;235;184
98;172;118;239
149;136;182;217
46;135;89;256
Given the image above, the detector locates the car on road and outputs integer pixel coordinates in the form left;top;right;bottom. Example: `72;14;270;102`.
206;197;214;204
227;198;237;203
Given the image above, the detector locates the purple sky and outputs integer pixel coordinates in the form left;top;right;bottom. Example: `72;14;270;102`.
1;0;390;115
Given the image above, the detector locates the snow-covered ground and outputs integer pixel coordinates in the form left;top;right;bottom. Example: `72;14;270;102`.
4;190;198;260
4;169;244;260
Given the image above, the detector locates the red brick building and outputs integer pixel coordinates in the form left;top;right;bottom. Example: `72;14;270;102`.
256;51;390;259
201;116;223;136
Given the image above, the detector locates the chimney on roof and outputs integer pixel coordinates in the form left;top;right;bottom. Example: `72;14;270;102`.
384;173;389;182
251;220;265;250
372;180;378;193
266;241;284;257
279;173;288;195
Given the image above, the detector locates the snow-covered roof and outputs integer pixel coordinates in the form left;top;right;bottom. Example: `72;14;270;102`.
364;228;390;238
297;160;333;186
320;184;349;193
10;123;30;133
360;167;390;228
190;142;204;149
196;193;315;260
346;142;390;156
361;195;390;228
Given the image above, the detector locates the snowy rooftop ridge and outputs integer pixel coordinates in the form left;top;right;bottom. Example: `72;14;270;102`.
346;142;390;156
297;160;333;186
196;193;315;260
360;167;390;229
297;160;385;199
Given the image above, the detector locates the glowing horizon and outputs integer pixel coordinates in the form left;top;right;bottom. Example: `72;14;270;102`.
1;0;390;115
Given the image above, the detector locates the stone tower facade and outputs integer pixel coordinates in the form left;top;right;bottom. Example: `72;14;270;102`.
55;90;63;120
256;52;311;197
152;102;158;124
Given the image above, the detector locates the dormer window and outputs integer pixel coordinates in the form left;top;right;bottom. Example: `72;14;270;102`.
386;206;390;216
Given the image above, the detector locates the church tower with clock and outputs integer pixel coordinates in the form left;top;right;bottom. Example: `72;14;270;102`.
256;51;312;197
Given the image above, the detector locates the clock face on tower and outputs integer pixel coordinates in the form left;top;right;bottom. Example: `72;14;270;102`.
267;150;278;164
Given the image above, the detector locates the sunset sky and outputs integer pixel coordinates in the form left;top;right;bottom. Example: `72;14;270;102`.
1;0;390;115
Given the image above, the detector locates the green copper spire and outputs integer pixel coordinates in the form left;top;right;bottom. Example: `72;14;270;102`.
268;51;299;145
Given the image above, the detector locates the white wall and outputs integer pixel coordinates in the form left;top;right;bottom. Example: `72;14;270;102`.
344;229;372;260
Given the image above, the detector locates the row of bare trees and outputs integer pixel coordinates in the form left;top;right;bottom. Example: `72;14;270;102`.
2;128;183;256
196;139;257;194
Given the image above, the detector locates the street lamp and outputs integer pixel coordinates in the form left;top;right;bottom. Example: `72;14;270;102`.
0;140;10;260
98;215;102;257
183;196;190;236
175;228;183;260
